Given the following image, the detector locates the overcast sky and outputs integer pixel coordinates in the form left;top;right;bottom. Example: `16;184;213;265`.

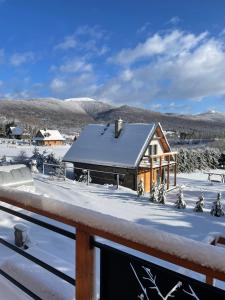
0;0;225;114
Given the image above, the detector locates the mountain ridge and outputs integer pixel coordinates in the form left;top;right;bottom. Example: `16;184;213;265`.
0;98;224;137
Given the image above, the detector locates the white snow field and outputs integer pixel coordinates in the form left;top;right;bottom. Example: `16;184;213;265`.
0;170;225;298
0;140;70;159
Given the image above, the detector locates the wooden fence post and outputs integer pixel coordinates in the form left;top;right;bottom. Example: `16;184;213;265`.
76;228;95;300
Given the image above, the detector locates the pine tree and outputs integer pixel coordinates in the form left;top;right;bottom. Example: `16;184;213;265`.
175;187;186;209
158;183;167;204
150;182;158;203
137;179;144;197
211;193;225;217
194;193;204;212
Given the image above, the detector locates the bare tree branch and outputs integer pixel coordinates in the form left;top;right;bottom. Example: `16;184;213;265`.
183;285;200;300
130;264;150;300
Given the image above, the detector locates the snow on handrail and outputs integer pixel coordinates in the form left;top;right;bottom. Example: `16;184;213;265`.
0;187;224;281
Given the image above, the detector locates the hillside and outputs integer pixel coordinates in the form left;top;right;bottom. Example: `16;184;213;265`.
0;98;225;137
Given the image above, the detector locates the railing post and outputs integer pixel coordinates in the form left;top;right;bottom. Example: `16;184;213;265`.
76;228;95;300
87;170;90;185
206;275;214;286
64;162;66;180
167;155;170;190
116;174;119;189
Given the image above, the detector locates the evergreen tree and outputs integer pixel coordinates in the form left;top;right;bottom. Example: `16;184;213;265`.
137;179;144;197
211;193;225;217
158;183;167;204
194;193;204;212
150;182;158;203
175;187;186;209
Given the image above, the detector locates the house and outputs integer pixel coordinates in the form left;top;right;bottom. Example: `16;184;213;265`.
7;126;24;139
63;119;177;192
33;129;65;146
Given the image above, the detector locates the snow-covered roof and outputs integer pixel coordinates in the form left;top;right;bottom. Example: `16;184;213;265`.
34;130;65;141
9;126;23;136
63;123;156;168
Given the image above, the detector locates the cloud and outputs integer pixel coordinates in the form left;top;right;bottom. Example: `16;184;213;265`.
137;22;151;34
55;35;77;50
54;25;109;56
110;30;208;65
50;78;66;93
167;16;181;25
58;57;93;73
49;72;98;98
10;52;35;66
96;30;225;107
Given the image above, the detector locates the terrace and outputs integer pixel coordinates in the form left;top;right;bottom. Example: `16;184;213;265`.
0;187;224;299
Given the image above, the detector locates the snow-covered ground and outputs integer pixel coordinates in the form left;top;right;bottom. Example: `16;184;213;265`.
0;170;225;299
0;139;70;159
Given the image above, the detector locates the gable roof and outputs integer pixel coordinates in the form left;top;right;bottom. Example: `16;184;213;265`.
63;123;157;168
34;130;65;141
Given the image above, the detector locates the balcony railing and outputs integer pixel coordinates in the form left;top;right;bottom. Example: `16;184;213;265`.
0;188;224;299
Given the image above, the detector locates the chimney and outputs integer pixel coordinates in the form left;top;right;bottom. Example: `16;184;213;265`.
115;118;123;138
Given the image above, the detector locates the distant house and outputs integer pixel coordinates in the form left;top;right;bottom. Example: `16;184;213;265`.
7;126;24;139
34;129;65;146
63;119;177;192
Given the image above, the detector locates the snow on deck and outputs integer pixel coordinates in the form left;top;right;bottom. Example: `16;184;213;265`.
0;275;32;299
0;171;224;297
0;173;225;274
63;123;155;168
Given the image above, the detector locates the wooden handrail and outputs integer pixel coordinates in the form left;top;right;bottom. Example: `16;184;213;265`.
150;151;178;159
0;188;224;299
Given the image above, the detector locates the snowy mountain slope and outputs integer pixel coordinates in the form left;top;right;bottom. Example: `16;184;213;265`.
0;98;225;136
194;110;225;123
64;97;96;102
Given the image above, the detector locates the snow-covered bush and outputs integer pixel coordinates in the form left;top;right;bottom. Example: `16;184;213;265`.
177;148;220;173
137;179;144;197
194;193;204;212
210;193;225;217
175;187;186;209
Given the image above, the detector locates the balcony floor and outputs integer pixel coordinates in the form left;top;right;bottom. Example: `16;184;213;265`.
0;275;32;299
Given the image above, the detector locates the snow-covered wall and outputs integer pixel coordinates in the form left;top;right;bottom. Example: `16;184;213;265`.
0;187;224;277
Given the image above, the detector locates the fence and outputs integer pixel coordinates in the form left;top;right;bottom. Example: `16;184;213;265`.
0;188;224;299
42;162;66;180
43;163;124;188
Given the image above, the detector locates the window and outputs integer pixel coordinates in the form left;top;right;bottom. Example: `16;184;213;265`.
149;145;153;155
154;144;158;155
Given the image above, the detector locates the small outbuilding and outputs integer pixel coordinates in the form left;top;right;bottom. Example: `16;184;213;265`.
63;120;177;192
34;129;65;146
7;126;24;139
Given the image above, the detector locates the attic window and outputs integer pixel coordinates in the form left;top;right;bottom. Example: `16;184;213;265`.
149;145;158;156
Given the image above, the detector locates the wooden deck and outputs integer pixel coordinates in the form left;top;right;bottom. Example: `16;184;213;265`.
0;188;224;299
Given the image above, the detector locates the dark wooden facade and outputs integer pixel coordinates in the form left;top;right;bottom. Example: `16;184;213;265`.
68;123;177;192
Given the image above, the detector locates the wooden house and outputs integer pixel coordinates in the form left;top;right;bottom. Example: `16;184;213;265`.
34;129;65;146
63;120;177;192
